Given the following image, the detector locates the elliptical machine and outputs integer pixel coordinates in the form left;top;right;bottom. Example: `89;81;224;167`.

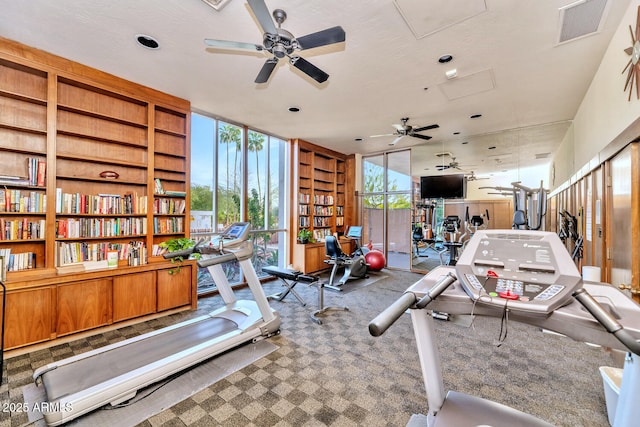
324;225;368;291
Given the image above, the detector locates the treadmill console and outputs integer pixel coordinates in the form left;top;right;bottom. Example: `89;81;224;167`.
222;222;251;241
205;222;251;252
455;230;582;315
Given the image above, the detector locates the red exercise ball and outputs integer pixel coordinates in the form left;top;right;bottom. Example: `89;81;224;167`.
365;250;385;271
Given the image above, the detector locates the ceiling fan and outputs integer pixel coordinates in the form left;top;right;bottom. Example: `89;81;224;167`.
371;117;439;146
204;0;345;84
465;171;490;181
435;157;475;171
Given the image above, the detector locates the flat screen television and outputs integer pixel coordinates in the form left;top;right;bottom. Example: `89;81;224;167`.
420;174;466;200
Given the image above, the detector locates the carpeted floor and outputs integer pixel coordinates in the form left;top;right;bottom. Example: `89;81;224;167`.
1;269;620;427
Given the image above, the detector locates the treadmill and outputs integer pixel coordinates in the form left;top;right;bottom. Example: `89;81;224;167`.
370;229;640;427
33;222;281;426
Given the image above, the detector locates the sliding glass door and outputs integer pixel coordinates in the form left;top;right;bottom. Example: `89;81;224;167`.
361;150;412;270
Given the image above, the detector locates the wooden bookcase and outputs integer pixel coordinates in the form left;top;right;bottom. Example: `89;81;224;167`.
291;139;355;273
0;37;196;350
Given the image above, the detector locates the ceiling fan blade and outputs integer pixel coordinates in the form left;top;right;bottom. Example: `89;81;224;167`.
255;58;278;84
411;133;432;140
389;136;404;146
204;39;262;51
296;26;346;50
290;56;329;83
370;133;394;138
412;124;440;133
247;0;277;35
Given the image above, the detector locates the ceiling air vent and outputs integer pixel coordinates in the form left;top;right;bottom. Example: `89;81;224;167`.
557;0;610;44
201;0;232;11
434;151;453;158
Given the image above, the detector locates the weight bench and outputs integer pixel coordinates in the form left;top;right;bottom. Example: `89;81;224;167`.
262;265;348;324
263;265;311;306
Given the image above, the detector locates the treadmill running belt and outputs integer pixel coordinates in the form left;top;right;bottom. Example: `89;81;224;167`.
41;316;237;402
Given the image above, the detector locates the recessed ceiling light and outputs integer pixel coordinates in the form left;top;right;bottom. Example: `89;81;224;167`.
354;138;363;142
470;114;482;119
462;141;468;145
136;34;160;50
438;54;453;63
453;131;460;135
488;146;496;150
288;107;300;112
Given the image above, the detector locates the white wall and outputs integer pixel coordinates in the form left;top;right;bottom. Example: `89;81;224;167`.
551;0;640;190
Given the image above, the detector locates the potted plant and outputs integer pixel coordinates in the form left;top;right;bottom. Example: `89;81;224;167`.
297;229;313;244
159;237;201;274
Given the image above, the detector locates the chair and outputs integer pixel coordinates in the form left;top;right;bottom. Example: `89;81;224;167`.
325;235;347;287
413;225;426;257
513;210;527;229
324;235;368;291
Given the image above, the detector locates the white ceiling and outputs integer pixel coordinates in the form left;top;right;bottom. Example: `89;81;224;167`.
0;0;631;183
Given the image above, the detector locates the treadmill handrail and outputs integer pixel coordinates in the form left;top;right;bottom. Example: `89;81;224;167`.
573;288;640;356
369;272;457;337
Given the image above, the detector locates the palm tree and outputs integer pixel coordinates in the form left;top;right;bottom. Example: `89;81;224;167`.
219;124;241;223
248;131;265;205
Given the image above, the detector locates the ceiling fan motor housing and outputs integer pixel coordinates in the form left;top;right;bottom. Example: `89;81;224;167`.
264;29;295;58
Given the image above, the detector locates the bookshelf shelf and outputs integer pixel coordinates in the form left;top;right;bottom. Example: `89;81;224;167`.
0;38;196;350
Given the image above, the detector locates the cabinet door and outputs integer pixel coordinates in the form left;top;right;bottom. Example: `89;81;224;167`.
113;271;156;322
3;287;53;349
157;265;192;311
57;278;112;336
306;244;330;273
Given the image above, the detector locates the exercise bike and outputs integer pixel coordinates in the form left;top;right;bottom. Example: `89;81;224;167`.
324;225;368;291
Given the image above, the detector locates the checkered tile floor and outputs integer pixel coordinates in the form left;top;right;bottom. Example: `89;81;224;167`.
1;270;619;426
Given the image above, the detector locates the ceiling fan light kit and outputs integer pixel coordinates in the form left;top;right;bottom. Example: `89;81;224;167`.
203;0;345;84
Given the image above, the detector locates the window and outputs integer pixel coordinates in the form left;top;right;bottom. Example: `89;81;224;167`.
190;113;288;293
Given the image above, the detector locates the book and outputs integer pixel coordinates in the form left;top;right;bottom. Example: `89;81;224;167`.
107;250;119;268
154;178;165;194
37;159;46;187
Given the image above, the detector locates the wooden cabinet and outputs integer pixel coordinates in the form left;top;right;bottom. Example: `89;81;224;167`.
2;287;53;349
291;139;355;273
113;271;156;322
57;278;112;336
0;37;197;350
292;239;354;274
157;265;193;312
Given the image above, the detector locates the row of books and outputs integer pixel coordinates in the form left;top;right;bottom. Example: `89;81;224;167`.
313;217;331;227
154;178;186;197
153;217;184;234
299;193;311;203
55;240;147;266
0;157;45;188
56;190;147;215
314;194;334;205
0;250;36;273
313;228;332;241
55;217;148;239
154;198;186;215
299;217;310;227
1;218;46;241
299;205;310;215
314;206;334;216
0;189;47;213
